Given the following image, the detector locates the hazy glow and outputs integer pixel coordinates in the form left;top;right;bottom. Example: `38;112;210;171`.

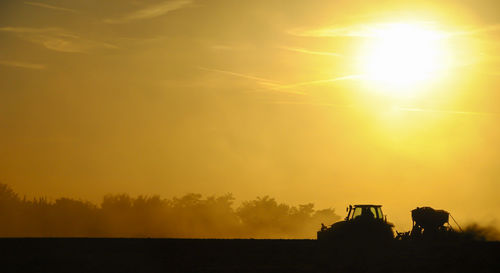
360;23;449;95
1;0;499;233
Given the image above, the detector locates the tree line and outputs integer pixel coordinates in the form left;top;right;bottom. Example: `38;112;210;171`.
0;184;339;238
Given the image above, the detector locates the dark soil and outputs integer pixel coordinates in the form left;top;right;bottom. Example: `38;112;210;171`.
0;238;498;273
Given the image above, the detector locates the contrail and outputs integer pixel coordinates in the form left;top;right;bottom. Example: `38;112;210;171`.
267;75;361;91
197;66;280;83
263;100;354;109
197;66;305;95
278;46;343;57
396;107;496;116
198;66;360;95
24;1;77;13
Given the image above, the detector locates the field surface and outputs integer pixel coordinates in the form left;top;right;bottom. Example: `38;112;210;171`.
0;238;499;273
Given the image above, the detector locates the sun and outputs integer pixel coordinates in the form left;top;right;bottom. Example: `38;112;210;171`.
359;22;449;96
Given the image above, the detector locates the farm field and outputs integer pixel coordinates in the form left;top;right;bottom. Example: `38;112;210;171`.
0;238;499;273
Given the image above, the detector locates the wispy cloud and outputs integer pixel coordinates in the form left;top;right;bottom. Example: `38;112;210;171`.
289;21;500;40
278;46;343;57
266;75;361;92
24;1;77;13
198;67;359;95
0;27;116;53
288;21;442;38
198;66;279;84
261;101;497;117
264;100;354;108
0;26;57;34
0;60;46;70
396;107;496;116
288;25;375;38
261;102;497;117
105;0;193;24
197;66;305;95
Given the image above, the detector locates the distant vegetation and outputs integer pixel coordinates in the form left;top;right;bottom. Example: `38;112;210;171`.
0;184;339;238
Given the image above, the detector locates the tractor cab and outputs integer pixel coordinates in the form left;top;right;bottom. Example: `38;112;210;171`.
318;204;393;243
346;204;385;221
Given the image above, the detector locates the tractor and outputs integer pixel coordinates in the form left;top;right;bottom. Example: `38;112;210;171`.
317;204;394;243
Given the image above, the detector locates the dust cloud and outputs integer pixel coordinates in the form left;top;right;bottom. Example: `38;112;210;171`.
0;184;339;239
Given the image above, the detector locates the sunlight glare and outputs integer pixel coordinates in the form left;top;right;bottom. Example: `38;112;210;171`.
360;23;449;96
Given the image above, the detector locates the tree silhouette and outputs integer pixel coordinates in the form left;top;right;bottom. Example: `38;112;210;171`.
0;183;340;238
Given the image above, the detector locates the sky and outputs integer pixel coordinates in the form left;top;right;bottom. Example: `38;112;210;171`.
1;0;500;231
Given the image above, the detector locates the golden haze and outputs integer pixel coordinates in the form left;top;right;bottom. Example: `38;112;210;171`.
1;0;500;233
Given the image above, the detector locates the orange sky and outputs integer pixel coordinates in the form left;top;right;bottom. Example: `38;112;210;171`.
1;0;500;231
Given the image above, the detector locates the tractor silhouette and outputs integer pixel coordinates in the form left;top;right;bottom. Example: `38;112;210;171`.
317;204;394;244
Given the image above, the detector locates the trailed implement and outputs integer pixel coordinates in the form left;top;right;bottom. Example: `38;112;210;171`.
395;206;461;240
